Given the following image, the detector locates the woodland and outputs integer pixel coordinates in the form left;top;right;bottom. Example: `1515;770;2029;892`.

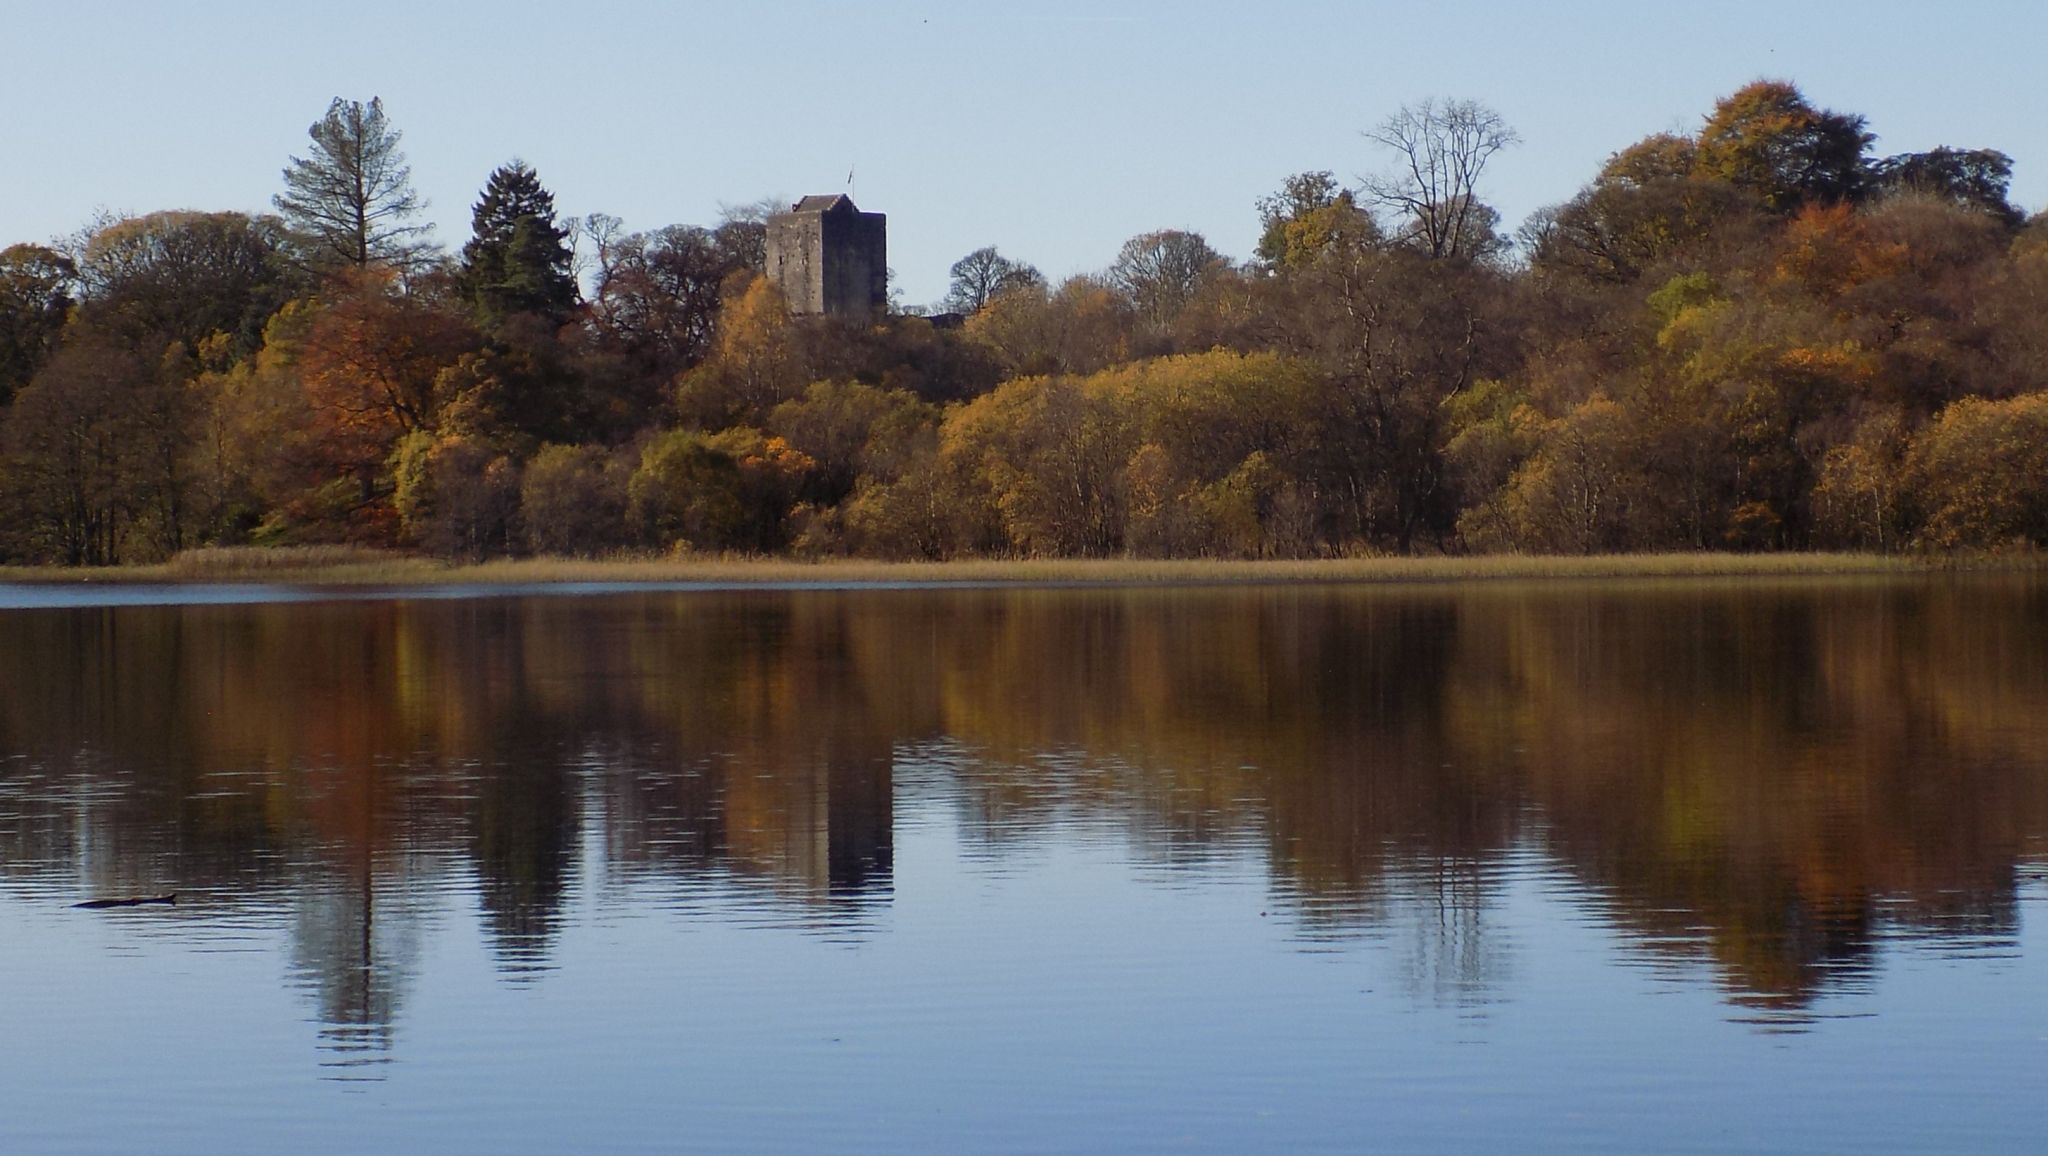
2;82;2044;566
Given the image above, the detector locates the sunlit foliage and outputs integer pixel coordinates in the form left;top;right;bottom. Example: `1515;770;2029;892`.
3;81;2045;564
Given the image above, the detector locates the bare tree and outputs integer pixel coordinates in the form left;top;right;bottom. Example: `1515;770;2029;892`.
1362;99;1518;261
711;196;790;274
1107;229;1225;327
585;220;754;374
944;246;1044;314
274;97;437;272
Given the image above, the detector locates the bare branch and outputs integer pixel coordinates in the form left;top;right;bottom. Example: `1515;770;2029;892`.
1361;98;1519;261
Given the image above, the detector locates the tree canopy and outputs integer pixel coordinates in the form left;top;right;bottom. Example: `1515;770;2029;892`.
2;80;2044;565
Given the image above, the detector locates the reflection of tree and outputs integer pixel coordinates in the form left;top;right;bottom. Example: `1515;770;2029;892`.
471;759;579;973
593;595;897;914
286;862;430;1069
883;590;1518;1003
1448;582;2045;1010
4;577;2048;1029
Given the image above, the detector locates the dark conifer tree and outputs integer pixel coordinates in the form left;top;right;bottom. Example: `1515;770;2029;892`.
461;162;578;323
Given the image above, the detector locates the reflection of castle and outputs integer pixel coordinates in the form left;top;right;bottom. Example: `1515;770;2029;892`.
764;194;887;319
627;718;896;910
721;748;894;903
6;584;2048;1037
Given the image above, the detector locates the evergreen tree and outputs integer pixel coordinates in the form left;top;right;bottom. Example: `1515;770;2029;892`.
274;97;436;272
462;162;578;323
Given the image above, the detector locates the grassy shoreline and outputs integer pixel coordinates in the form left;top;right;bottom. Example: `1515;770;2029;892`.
0;547;2038;590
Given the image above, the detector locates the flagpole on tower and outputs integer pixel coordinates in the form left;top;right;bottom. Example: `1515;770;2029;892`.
848;165;856;203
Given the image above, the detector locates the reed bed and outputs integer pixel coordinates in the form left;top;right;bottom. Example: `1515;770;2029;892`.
1;547;2037;590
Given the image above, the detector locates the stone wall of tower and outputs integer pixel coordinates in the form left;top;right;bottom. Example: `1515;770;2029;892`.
764;212;826;314
765;198;887;320
820;209;887;320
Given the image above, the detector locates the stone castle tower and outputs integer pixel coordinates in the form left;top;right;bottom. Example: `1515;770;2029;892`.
764;195;887;320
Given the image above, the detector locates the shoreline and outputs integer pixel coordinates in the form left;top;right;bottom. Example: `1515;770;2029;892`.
0;550;2039;591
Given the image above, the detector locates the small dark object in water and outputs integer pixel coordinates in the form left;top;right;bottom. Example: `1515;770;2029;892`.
73;893;177;910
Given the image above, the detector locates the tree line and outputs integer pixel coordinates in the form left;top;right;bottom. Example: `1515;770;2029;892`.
2;82;2044;565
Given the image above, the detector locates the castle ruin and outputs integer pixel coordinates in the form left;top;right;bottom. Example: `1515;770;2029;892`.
764;195;887;320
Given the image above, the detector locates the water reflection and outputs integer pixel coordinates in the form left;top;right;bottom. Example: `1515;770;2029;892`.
2;578;2046;1056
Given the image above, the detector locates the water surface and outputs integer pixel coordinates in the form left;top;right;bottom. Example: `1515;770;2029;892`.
3;578;2046;1153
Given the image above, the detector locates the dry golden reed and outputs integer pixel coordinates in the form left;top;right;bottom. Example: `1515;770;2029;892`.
1;547;2036;589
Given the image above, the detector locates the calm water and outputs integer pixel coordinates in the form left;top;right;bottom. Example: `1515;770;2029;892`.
3;578;2047;1153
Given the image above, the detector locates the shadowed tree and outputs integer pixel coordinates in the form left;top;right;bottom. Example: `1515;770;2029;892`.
1870;148;2023;225
1108;230;1225;330
1692;81;1872;214
0;244;77;406
1526;133;1763;284
711;196;786;274
0;335;184;564
944;246;1044;314
461;161;578;324
274;97;437;272
71;210;302;357
586;216;755;370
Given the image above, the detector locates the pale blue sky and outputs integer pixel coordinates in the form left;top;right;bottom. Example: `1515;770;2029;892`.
5;0;2042;304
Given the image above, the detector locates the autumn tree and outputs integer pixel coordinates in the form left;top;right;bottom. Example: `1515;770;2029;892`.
430;340;588;446
1527;135;1761;284
186;302;326;544
1107;230;1226;331
944;247;1044;315
627;428;811;552
1691;81;1872;213
584;216;756;379
71;211;302;356
0;335;184;563
964;275;1134;378
5;213;301;554
275;97;437;272
1255;171;1380;271
1490;394;1640;553
1906;394;2048;549
834;427;962;558
286;269;482;536
941;374;1133;555
0;244;76;406
520;443;630;555
1362;98;1518;261
1276;246;1510;551
1869;148;2022;225
674;277;807;426
1811;409;1908;551
390;430;522;558
1102;352;1322;557
767;379;936;507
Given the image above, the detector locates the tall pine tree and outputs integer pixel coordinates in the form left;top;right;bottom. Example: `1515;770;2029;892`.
461;162;577;323
275;97;437;272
